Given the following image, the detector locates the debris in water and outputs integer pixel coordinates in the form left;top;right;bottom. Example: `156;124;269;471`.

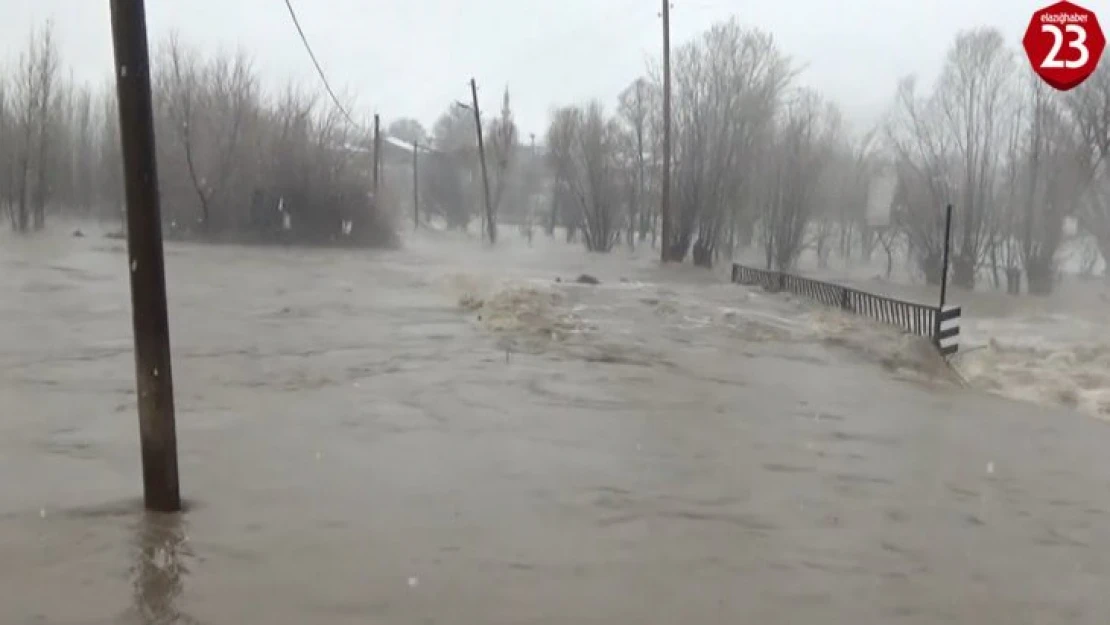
72;229;84;238
315;452;323;461
407;576;419;587
39;509;46;519
986;461;994;474
130;260;138;272
575;274;600;285
458;293;483;311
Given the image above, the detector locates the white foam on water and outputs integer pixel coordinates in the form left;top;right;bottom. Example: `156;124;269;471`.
954;331;1110;420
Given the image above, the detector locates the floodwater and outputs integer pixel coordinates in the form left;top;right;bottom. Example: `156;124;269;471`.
781;253;1110;420
3;224;1110;624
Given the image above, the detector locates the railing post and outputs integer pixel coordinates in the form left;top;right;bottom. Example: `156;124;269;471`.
935;203;953;344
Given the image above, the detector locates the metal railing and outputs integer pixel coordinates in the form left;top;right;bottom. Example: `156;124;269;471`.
731;263;960;354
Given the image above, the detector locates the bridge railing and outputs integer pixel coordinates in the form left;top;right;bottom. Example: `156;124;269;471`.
731;263;960;356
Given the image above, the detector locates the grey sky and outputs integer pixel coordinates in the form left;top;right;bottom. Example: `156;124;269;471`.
0;0;1059;137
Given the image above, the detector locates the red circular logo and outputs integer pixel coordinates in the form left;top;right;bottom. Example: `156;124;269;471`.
1022;1;1105;91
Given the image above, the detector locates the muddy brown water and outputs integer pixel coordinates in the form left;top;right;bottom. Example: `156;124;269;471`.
2;226;1110;624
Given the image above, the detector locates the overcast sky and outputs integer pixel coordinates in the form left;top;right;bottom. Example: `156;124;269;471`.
0;0;1060;138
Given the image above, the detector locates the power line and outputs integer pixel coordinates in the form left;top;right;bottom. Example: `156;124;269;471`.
281;0;362;128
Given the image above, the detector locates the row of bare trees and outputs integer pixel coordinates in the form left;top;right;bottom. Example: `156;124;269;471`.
889;28;1110;294
1;23;61;232
541;16;1110;295
544;18;852;266
0;22;395;247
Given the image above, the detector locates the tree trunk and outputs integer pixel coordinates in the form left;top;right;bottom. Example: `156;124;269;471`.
988;242;1000;289
1026;260;1055;296
692;239;713;268
952;256;976;290
1005;267;1022;295
861;225;875;262
920;251;942;286
16;158;29;233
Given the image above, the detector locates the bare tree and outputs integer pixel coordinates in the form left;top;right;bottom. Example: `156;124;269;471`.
0;25;393;246
546;101;623;252
1066;64;1110;280
159;37;257;234
96;84;124;218
388;117;427;145
665;21;792;266
887;76;959;284
430;104;477;230
887;29;1015;288
1004;77;1086;294
934;28;1014;287
545;106;581;240
617;78;650;247
484;88;517;242
7;22;59;232
809;106;852;269
759;90;836;271
0;73;11;229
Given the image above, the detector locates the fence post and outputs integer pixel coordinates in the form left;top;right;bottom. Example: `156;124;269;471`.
935;203;953;343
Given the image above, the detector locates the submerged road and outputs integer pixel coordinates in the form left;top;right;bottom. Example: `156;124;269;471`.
1;228;1109;624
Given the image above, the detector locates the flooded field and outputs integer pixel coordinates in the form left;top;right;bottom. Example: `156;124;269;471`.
3;225;1110;624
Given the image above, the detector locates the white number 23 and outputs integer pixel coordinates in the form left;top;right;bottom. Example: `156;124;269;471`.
1041;23;1090;69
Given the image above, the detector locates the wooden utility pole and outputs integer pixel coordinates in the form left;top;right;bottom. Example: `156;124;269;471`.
469;78;495;244
660;0;672;262
109;0;180;513
372;114;381;197
412;141;419;228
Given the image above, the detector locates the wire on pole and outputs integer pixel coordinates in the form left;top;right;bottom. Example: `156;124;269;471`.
281;0;363;129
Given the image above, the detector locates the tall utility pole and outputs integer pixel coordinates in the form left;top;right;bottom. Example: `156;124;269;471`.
372;114;381;197
109;0;180;513
470;78;495;244
412;141;419;229
660;0;672;262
